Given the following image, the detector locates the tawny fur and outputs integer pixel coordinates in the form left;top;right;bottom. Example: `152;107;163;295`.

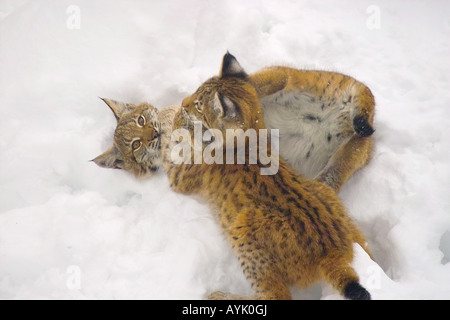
160;53;372;300
92;99;161;178
252;67;375;191
93;66;375;193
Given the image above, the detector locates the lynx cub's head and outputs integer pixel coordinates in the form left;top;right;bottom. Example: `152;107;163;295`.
178;52;265;135
93;98;162;178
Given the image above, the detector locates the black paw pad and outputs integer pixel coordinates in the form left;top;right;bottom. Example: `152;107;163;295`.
353;115;375;137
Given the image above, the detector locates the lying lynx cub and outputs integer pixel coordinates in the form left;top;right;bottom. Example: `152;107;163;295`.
160;52;372;299
93;98;162;177
93;62;374;192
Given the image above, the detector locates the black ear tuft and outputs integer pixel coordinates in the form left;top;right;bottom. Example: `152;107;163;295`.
220;52;249;80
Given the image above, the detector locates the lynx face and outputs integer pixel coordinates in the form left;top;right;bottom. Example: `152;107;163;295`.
93;99;162;178
179;54;264;136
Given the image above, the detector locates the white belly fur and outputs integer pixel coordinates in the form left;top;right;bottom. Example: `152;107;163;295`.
261;89;355;178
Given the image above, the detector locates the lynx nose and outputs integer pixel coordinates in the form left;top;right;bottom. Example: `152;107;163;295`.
143;126;159;143
151;129;160;140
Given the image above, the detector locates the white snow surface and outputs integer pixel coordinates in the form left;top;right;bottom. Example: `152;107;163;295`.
1;0;449;300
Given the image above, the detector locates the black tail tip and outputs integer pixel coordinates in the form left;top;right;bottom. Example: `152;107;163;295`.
353;115;375;137
343;281;371;300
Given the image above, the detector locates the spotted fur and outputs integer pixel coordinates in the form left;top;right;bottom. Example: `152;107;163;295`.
92;99;161;178
252;66;375;191
161;53;372;300
94;66;375;192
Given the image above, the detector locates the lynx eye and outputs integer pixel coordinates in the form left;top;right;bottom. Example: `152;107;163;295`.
131;139;142;151
137;115;146;127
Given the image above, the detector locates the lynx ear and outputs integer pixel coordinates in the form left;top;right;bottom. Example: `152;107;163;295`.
219;52;248;80
100;98;135;121
213;92;238;119
92;145;124;170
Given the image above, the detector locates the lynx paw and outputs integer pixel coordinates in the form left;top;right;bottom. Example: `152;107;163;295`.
353;115;374;137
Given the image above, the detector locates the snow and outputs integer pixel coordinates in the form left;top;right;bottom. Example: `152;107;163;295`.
1;0;449;300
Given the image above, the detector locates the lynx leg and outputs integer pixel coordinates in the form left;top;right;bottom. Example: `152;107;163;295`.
316;83;375;192
207;245;292;300
252;274;292;300
315;135;373;192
